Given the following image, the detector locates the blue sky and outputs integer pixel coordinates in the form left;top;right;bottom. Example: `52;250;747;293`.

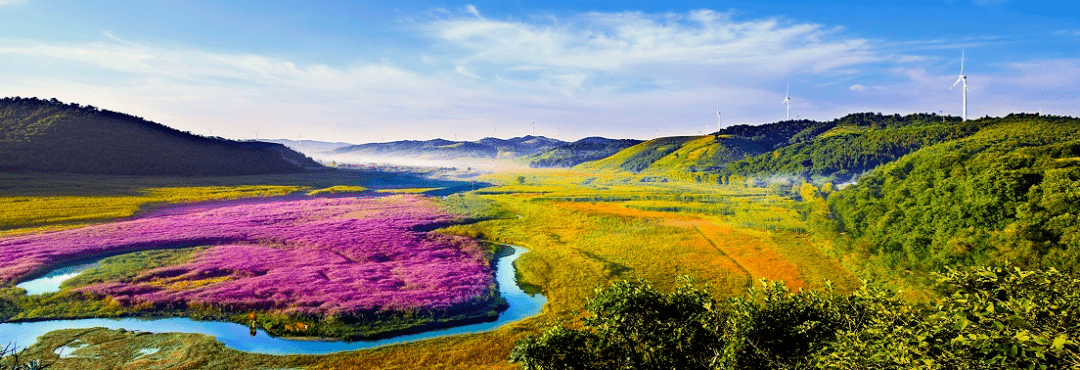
1;0;1078;142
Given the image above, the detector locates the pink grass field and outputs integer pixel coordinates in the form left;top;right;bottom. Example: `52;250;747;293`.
0;195;495;315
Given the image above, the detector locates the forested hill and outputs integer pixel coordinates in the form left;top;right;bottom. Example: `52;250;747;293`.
579;113;973;183
827;114;1080;274
0;97;322;176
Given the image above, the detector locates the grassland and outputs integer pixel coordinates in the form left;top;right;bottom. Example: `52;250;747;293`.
306;170;859;369
0;168;858;369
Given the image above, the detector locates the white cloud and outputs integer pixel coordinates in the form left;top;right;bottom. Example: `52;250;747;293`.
429;9;879;77
464;4;481;18
0;0;26;5
850;84;867;91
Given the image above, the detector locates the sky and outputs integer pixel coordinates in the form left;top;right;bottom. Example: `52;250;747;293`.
1;0;1078;143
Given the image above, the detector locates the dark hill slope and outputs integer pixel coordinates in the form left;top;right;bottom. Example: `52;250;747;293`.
525;137;643;168
0;97;320;176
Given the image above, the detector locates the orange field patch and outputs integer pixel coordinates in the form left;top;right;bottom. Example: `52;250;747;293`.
555;201;806;289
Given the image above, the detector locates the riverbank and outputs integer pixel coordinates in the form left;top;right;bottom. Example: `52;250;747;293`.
0;245;545;355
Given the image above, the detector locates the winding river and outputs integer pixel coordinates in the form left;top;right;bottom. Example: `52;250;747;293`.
0;245;545;355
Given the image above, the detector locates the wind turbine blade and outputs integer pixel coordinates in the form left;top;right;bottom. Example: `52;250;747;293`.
950;76;962;89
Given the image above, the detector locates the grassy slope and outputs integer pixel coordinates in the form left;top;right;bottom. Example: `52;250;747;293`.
0;97;320;176
577;136;699;173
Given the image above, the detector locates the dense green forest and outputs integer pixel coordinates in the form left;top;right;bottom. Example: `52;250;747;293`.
828;114;1080;276
718;113;977;183
0;97;321;176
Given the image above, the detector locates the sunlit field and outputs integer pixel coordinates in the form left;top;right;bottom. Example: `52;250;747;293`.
307;169;859;369
0;169;858;369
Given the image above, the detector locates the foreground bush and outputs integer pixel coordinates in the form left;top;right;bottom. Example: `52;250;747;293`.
511;266;1080;369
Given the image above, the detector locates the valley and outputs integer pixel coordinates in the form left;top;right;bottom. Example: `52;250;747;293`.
1;102;1079;369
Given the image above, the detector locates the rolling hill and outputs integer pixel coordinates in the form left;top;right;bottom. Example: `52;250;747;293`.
524;137;643;168
577;113;977;184
0;97;321;176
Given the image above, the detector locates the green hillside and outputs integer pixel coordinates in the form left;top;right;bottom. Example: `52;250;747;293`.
577;136;700;173
719;113;977;183
828;114;1080;274
573;119;831;176
570;112;1080;283
0;97;321;176
576;113;976;184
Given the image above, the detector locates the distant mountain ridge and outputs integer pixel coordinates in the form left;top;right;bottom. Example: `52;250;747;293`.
262;139;353;154
526;137;644;168
331;135;567;161
0;97;321;176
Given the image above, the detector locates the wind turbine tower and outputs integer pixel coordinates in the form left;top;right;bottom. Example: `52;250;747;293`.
781;83;791;120
716;108;721;130
950;50;968;121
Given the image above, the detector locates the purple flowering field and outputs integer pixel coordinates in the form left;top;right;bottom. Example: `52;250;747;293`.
0;195;494;315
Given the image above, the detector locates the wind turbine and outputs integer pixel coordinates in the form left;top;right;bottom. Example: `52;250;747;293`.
950;49;968;121
716;107;721;130
781;82;791;120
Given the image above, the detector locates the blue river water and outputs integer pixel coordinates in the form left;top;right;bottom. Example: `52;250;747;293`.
15;260;102;295
0;245;545;355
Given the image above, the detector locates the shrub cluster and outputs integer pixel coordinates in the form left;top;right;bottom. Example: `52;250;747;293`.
511;266;1080;369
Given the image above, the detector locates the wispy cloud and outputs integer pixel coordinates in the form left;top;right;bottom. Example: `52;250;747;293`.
428;10;879;76
0;0;26;6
